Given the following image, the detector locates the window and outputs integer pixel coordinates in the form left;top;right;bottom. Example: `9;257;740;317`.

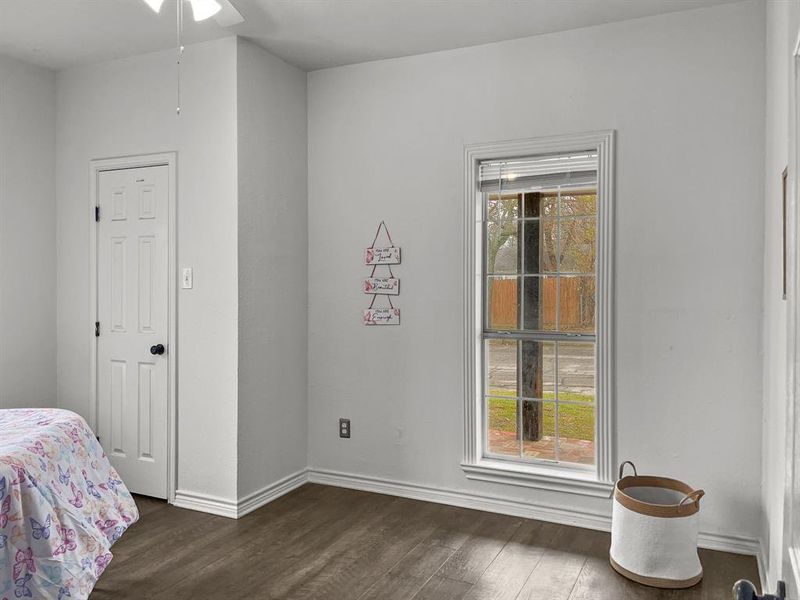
463;132;615;496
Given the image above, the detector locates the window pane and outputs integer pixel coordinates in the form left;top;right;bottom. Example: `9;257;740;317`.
486;193;520;221
557;403;595;465
526;193;558;218
523;219;557;275
520;340;555;400
557;342;595;403
559;190;597;217
486;224;518;274
558;276;595;333
559;217;596;273
522;275;557;331
487;276;518;329
487;397;519;457
521;401;556;461
486;339;517;396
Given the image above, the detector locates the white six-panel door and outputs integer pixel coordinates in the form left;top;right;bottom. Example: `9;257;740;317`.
97;165;169;499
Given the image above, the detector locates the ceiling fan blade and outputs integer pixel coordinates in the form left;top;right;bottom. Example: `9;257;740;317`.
214;0;245;27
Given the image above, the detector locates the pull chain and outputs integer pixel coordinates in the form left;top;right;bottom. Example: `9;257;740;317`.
176;0;184;115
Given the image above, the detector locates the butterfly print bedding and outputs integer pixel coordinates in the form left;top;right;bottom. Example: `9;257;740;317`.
0;409;139;599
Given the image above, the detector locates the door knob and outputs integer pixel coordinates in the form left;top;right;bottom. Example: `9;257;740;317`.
150;344;165;356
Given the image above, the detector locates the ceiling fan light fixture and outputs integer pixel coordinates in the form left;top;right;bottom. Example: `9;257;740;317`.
142;0;165;13
189;0;222;22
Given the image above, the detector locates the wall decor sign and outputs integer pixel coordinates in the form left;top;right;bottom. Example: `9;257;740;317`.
363;307;401;325
365;246;401;265
363;277;400;295
364;221;401;325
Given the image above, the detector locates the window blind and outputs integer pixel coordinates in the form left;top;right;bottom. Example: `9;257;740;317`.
479;151;598;192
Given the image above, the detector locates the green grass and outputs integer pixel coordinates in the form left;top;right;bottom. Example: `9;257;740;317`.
487;390;594;441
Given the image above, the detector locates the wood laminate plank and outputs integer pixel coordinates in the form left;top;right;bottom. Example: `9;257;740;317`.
356;542;456;600
90;485;760;600
435;512;524;584
411;573;475;600
515;526;606;600
567;529;655;600
422;506;490;550
155;485;388;600
276;498;445;600
464;520;561;600
95;484;341;599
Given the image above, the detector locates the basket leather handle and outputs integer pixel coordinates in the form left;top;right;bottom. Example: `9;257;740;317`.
618;461;638;480
678;489;705;508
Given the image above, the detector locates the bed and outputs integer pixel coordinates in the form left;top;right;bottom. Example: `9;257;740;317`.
0;409;139;599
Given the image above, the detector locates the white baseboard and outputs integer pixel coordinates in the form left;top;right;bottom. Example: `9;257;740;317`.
237;469;309;518
756;539;768;594
173;469;309;519
307;467;762;559
173;490;238;518
308;467;611;530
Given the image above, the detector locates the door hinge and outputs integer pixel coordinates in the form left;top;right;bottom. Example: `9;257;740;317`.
95;206;100;222
95;321;100;337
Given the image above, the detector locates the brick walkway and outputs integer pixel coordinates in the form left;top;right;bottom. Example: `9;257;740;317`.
488;429;595;465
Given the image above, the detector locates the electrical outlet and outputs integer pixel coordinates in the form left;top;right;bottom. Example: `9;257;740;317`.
339;418;351;439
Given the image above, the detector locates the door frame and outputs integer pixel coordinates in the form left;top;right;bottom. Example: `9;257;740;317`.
88;152;178;503
784;28;800;598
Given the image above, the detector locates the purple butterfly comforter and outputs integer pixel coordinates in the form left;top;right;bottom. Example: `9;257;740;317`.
0;409;139;599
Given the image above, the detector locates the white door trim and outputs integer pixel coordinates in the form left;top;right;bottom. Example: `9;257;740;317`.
784;28;800;598
89;152;178;503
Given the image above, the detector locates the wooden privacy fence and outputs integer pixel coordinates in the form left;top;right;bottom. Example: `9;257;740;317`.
489;277;594;331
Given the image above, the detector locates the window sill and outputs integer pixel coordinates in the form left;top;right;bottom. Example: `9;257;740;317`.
461;459;614;498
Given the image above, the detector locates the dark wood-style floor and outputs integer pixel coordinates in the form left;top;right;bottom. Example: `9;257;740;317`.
90;484;759;599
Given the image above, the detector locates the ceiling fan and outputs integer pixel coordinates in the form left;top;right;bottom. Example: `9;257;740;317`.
141;0;245;114
141;0;244;27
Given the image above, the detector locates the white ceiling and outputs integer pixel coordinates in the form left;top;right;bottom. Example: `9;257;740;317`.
1;0;742;72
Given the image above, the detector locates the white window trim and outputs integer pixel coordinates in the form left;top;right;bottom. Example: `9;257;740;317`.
462;130;616;498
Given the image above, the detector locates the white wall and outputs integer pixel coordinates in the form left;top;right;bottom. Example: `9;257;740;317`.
308;1;765;541
236;38;308;497
56;38;240;502
762;0;800;589
0;55;56;409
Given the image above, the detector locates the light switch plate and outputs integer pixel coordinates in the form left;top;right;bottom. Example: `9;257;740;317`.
182;267;193;289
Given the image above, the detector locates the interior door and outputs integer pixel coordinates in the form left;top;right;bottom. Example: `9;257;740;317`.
97;165;169;499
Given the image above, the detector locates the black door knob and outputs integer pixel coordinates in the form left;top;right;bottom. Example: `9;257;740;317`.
150;344;165;356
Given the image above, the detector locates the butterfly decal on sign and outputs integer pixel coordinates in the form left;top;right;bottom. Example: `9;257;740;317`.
14;572;33;598
57;586;71;600
30;515;51;540
68;483;83;509
0;533;7;548
58;465;70;486
0;475;6;499
12;547;35;580
53;527;77;556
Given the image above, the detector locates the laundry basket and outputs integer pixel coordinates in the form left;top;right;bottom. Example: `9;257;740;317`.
610;461;705;589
